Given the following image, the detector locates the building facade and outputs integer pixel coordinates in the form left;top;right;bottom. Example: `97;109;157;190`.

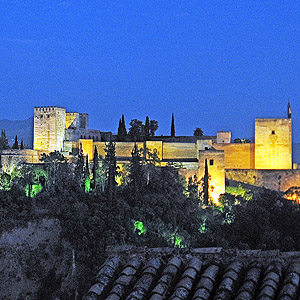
1;105;296;202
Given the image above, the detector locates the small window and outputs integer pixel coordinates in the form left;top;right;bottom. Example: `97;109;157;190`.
209;159;214;166
205;147;209;150
271;130;275;134
40;115;43;118
47;115;50;118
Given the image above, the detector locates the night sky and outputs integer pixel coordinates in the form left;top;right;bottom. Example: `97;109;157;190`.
1;1;300;141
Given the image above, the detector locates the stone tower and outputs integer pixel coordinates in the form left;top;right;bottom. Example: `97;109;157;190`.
33;106;66;152
198;149;225;204
255;118;292;169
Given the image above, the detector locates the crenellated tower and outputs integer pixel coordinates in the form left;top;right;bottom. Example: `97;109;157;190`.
255;117;292;169
33;106;66;151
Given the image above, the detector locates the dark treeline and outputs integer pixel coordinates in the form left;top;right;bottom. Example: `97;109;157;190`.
1;142;300;298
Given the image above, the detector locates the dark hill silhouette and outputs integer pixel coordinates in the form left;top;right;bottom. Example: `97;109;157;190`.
0;117;33;148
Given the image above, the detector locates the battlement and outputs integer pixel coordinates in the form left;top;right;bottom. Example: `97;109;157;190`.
66;112;79;116
34;106;61;112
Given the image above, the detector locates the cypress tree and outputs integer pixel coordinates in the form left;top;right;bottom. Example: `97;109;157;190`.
144;116;150;140
20;139;24;150
171;113;175;137
75;150;84;188
12;135;19;149
203;159;209;205
0;130;9;149
117;119;122;137
91;146;99;189
118;115;127;141
129;143;144;205
121;114;127;135
104;140;117;206
84;155;91;192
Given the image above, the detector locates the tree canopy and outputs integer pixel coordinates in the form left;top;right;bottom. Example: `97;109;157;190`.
193;127;203;136
128;117;158;141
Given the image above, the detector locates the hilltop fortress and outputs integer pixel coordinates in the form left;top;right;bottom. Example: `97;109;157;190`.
1;105;299;202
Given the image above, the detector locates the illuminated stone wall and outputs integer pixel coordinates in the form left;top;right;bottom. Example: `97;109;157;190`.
213;143;255;169
217;131;231;144
226;169;300;192
34;106;66;152
255;118;292;169
198;150;225;203
163;143;197;159
65;112;80;129
80;139;94;159
0;149;43;174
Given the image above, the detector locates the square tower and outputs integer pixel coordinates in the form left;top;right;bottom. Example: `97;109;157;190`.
198;149;225;204
34;106;66;151
255;118;292;169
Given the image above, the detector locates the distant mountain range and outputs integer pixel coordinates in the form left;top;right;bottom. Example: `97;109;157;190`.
0;117;33;148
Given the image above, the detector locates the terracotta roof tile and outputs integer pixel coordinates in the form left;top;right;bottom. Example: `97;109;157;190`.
83;248;300;300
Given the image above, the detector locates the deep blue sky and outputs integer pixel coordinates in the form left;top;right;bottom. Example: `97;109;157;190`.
1;1;300;141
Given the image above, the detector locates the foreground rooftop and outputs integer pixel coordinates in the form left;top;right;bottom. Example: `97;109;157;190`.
84;247;300;300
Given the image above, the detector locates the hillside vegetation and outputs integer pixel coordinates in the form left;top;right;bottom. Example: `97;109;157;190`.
1;145;300;299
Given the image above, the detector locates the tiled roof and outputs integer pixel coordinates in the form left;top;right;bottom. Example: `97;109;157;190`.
84;247;300;300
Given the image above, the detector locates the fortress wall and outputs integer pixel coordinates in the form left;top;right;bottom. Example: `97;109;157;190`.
93;142;144;160
255;118;292;169
199;150;225;203
63;141;78;155
1;150;41;171
65;112;79;129
214;143;255;169
115;142;143;158
163;142;197;159
226;169;300;192
179;163;200;181
145;141;163;159
79;139;94;159
196;139;214;151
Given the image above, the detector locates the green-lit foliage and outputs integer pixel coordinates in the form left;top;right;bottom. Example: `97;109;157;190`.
25;183;42;198
199;218;207;233
134;220;146;235
171;233;184;248
226;185;253;201
85;176;91;192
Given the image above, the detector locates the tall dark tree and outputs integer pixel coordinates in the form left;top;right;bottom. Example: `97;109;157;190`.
20;139;24;150
117;115;127;141
129;143;144;205
144;116;150;139
40;151;69;190
193;128;203;137
203;159;209;205
0;130;9;150
91;146;99;189
104;140;117;206
84;155;91;192
128;119;144;141
121;114;127;135
117;119;122;136
75;146;84;189
171;113;175;137
12;135;19;149
149;120;158;137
